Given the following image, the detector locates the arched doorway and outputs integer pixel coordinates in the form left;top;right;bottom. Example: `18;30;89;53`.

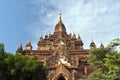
58;76;66;80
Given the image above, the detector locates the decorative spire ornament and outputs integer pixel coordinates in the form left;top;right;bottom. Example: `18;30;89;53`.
90;39;96;49
100;41;104;48
17;42;23;51
59;13;62;23
25;39;32;50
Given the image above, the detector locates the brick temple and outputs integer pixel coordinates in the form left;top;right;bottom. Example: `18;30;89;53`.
17;14;104;80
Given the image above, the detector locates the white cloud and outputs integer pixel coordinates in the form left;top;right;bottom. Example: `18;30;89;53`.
29;0;120;49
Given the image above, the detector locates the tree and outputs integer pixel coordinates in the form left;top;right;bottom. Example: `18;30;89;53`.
87;38;120;80
4;53;47;80
104;51;120;79
0;43;47;80
0;43;8;80
87;70;113;80
87;48;110;70
104;38;120;79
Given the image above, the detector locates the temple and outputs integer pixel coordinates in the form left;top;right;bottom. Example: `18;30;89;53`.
17;14;104;80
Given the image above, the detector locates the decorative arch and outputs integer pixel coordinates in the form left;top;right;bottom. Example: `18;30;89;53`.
56;73;66;80
58;76;66;80
54;64;71;80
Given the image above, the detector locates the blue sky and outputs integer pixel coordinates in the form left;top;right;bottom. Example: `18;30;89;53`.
0;0;120;53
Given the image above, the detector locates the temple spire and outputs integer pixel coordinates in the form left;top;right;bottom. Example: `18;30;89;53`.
89;39;96;49
59;13;62;23
39;34;43;41
25;39;32;50
17;42;23;51
54;13;67;34
78;34;81;40
100;41;104;48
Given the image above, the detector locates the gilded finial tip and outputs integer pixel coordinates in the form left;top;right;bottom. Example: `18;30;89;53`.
59;12;62;22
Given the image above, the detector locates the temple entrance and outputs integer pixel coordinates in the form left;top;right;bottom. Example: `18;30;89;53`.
58;76;66;80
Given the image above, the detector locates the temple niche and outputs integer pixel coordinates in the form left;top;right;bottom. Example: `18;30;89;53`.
17;14;104;80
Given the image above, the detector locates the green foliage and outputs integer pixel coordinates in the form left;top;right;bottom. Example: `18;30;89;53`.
107;38;120;49
104;52;120;79
0;43;8;80
87;38;120;80
87;70;115;80
88;48;110;68
0;43;4;52
0;43;47;80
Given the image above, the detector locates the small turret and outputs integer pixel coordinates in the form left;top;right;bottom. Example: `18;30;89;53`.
25;40;32;50
69;33;72;38
17;43;23;51
73;33;76;39
71;33;76;40
38;34;42;43
40;34;43;41
45;34;48;39
77;34;81;41
77;34;83;47
37;34;43;47
89;40;96;49
100;41;104;48
48;33;51;38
